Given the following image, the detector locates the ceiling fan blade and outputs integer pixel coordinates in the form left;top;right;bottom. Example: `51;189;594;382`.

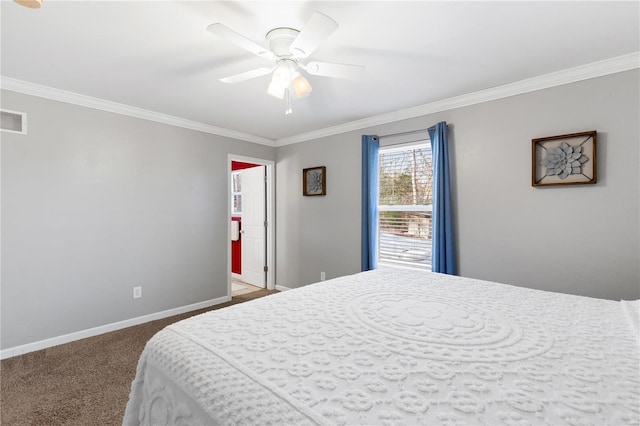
207;23;275;61
302;61;365;79
289;12;339;58
219;67;274;84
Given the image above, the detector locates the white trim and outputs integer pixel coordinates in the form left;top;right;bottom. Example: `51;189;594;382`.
378;262;431;272
0;76;275;147
2;53;637;147
275;52;640;146
0;295;231;360
275;285;293;292
227;155;276;296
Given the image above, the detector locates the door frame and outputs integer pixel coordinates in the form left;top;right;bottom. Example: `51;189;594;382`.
227;154;275;295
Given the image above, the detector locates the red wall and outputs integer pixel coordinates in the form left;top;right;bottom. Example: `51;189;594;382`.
231;217;242;274
232;161;262;171
231;161;261;275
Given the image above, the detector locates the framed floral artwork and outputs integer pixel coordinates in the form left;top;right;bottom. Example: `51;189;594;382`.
532;131;597;187
303;166;326;196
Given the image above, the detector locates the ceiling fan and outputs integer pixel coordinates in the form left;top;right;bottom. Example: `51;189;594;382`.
207;12;365;114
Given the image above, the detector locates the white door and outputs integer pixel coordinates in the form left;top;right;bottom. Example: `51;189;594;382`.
240;166;266;288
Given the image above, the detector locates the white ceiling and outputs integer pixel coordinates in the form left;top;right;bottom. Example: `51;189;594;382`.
1;1;638;145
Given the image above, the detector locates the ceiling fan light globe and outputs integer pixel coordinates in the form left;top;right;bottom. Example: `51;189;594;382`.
14;0;42;8
272;63;292;87
267;81;285;99
293;75;313;98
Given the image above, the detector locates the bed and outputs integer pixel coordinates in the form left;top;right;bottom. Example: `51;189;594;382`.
123;269;640;425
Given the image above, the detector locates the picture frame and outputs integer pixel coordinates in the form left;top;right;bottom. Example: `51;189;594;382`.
532;130;597;187
303;166;326;196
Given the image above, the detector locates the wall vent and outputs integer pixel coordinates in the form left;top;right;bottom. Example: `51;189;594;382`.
1;110;27;134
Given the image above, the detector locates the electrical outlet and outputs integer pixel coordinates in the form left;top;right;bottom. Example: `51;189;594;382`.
320;272;326;281
133;286;142;299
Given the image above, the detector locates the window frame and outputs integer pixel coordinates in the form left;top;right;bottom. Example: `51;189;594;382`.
377;138;433;270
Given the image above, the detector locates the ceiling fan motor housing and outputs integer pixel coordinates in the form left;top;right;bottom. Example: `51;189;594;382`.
266;28;300;58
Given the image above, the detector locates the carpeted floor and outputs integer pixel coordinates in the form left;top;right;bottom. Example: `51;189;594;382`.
1;289;277;426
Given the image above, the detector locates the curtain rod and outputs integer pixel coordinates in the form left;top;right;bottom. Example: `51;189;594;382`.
378;124;451;140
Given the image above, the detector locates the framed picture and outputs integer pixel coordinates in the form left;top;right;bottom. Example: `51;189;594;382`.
532;131;597;187
303;166;326;196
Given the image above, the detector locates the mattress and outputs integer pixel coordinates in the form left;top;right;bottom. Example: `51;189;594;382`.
123;269;640;425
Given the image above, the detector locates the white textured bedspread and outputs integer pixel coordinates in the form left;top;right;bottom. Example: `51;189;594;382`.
124;269;640;425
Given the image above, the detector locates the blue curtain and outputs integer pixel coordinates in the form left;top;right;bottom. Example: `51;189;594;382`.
428;122;456;275
361;135;379;271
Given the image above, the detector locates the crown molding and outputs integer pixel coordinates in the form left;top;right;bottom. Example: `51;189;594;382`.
275;52;640;146
0;77;276;147
2;52;637;148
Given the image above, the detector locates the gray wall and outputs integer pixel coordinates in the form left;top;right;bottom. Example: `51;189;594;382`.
276;134;362;286
275;70;640;301
2;69;638;351
1;90;275;350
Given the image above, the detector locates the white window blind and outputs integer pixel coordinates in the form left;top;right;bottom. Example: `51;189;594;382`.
378;141;433;268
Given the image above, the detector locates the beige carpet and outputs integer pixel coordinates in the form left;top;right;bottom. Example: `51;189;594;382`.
1;289;277;425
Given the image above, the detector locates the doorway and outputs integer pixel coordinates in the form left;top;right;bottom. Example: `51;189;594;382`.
228;155;275;297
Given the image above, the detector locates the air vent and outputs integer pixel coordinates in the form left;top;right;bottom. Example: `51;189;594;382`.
1;110;27;134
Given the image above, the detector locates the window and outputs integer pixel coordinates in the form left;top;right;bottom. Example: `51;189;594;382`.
378;141;433;268
231;171;242;215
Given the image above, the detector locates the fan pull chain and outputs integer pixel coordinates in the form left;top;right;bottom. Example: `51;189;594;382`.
285;88;293;115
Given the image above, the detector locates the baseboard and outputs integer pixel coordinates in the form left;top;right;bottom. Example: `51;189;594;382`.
275;284;293;292
0;295;231;360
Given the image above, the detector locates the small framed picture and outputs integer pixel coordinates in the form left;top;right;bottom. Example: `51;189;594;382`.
303;166;326;196
532;131;597;187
